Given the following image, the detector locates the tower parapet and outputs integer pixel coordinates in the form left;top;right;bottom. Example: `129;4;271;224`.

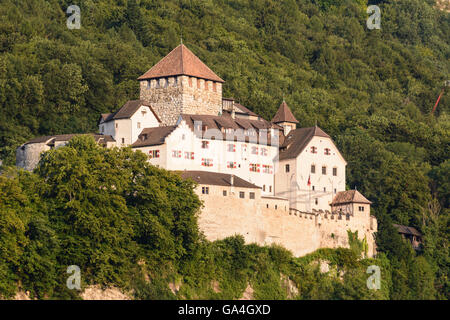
138;44;224;125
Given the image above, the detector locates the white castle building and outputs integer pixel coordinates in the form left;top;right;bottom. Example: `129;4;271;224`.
17;44;377;257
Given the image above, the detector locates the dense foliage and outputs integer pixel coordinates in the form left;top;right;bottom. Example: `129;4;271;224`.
0;0;448;299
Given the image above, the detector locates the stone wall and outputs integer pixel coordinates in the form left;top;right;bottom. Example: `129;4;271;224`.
139;75;222;125
16;143;50;171
196;184;377;257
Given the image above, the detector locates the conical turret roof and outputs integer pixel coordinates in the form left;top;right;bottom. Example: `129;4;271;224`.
272;101;299;124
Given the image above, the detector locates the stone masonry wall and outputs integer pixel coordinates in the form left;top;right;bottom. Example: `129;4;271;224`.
196;185;377;257
139;75;222;126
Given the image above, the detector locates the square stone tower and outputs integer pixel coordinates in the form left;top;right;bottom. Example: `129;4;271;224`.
138;44;224;125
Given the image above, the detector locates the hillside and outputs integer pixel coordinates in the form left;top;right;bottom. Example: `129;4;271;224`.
0;0;448;299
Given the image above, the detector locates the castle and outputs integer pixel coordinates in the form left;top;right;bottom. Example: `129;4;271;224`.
16;44;377;257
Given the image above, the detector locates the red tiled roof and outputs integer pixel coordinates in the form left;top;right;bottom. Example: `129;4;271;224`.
138;44;224;83
331;190;372;205
272;101;299;124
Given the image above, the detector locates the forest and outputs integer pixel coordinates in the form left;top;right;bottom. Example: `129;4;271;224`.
0;0;448;299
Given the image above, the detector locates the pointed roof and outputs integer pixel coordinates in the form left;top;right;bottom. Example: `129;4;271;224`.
331;190;372;205
138;44;224;82
272;101;299;124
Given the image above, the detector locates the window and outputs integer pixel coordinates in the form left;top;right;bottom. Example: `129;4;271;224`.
311;146;317;154
311;164;316;174
116;123;118;129
250;164;260;172
263;185;266;192
334;188;337;194
141;110;147;117
137;122;141;129
323;187;326;192
251;146;258;155
324;148;331;155
315;198;318;205
239;192;245;199
312;186;315;191
333;167;337;176
227;161;236;169
201;141;209;149
223;190;227;196
322;166;327;175
269;186;272;192
172;150;182;158
185;152;194;160
202;187;209;195
227;144;236;152
149;150;160;159
121;138;125;144
201;158;213;167
359;206;365;212
261;148;268;156
262;165;273;174
285;164;290;173
275;205;278;210
249;192;255;199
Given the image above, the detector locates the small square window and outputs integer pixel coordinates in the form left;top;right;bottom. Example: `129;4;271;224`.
239;192;245;199
249;192;255;199
223;190;227;196
202;187;209;195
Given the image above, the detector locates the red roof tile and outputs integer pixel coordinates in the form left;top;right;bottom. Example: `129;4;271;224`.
138;44;224;83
